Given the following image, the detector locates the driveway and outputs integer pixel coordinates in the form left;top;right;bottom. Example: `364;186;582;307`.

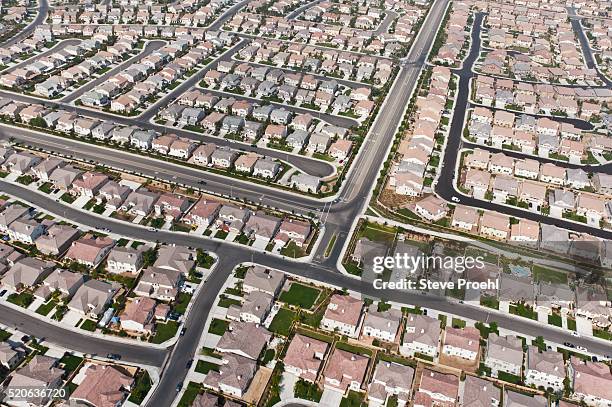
252;237;269;250
320;388;343;407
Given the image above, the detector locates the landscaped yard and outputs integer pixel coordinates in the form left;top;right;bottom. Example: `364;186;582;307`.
208;318;229;336
532;265;567;284
340;390;365;407
0;329;10;342
195;360;220;374
173;293;192;315
151;321;179;344
177;382;202;407
128;370;152;405
7;292;34;308
294;379;322;402
268;308;296;336
279;283;320;309
509;303;537;320
58;354;83;373
80;319;97;332
217;295;241;308
35;300;57;316
359;222;396;243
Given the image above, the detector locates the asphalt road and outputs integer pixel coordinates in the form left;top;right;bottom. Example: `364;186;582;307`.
1;2;611;406
434;13;612;240
4;39;81;74
0;303;167;366
0;0;48;48
61;40;167;103
1;126;323;215
0;90;336;178
567;7;612;87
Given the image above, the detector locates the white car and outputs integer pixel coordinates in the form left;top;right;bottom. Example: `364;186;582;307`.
451;196;460;203
571;331;580;337
576;346;587;352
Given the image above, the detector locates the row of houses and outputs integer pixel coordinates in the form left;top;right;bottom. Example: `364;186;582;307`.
467;107;599;163
163;90;355;159
432;1;472;66
1;348;141;407
483;2;591;76
461;160;611;227
282;290;612;407
83;35;231;112
473;75;609;121
349;226;611;321
389;65;453;197
49;0;231;26
478;47;600;85
0;198;200;325
236;38;394;85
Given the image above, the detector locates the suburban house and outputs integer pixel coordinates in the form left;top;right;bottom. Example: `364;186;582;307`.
321;294;364;338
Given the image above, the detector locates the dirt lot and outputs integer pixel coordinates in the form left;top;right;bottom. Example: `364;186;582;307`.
243;366;273;405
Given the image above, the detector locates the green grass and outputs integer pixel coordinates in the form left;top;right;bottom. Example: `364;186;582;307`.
128;370;152;404
35;300;57;316
201;347;222;359
195;360;220;374
294;379;322;402
532;265;567;284
498;371;521;384
335;341;372;357
173;293;192;315
208;318;229;336
217;295;241;308
480;295;499;310
38;182;53;193
7;292;34;308
324;234;337;257
177;382;201;407
359;222;396;242
593;329;612;341
510;303;537;320
281;241;306;258
151;321;179;344
567;318;576;331
343;261;363;276
80;319;97;331
261;348;275;364
268;308;296;336
214;230;228;240
58;354;83;373
0;329;10;342
451;318;466;328
279;283;320;309
548;314;562;327
340;390;365;407
60;193;76;203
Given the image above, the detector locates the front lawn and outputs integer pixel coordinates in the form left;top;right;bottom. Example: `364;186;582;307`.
195;360;220;374
128;370;152;405
532;265;567;284
294;379;322;402
279;283;320;309
58;354;83;373
7;292;34;308
173;293;192;315
208;318;229;336
80;319;97;331
151;321;179;344
35;300;57;316
340;390;365;407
